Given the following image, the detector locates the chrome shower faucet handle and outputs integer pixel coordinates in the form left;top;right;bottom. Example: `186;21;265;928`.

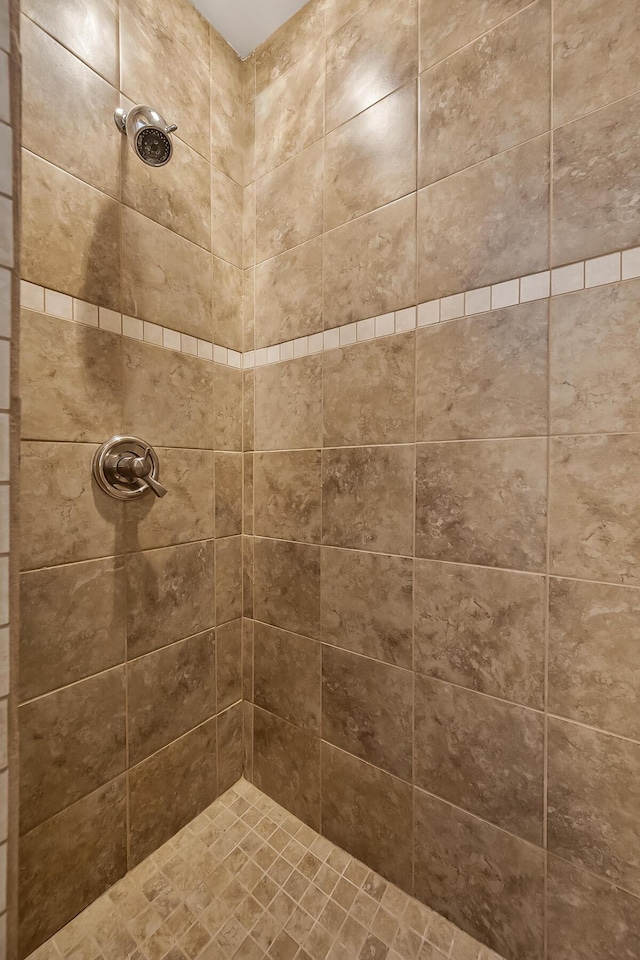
93;436;168;500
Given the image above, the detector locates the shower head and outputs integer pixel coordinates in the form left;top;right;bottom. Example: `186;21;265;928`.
114;105;178;167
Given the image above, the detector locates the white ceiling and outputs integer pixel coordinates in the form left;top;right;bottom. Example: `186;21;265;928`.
191;0;309;57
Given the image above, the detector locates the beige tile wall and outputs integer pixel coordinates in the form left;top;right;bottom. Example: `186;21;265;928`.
242;4;640;960
18;0;244;955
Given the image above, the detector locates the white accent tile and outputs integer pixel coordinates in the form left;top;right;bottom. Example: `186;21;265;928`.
323;327;340;350
375;313;394;337
143;321;163;345
45;289;73;319
214;344;229;365
464;287;491;316
197;339;213;361
267;344;280;364
308;333;323;354
163;328;181;351
20;280;44;312
293;336;309;357
417;301;440;326
228;349;242;368
0;414;6;482
356;317;375;341
254;347;268;366
440;293;465;321
181;333;198;356
520;271;550;302
551;261;584;295
73;300;99;327
0;340;8;409
491;279;519;309
122;315;144;340
622;246;640;280
0;267;9;338
243;350;255;369
98;307;121;333
339;322;357;346
0;557;7;625
395;307;416;332
585;252;621;288
280;340;294;361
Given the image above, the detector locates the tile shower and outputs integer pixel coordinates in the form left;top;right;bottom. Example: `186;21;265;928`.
5;0;640;959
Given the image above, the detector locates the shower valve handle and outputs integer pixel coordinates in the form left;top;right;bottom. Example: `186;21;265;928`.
116;450;168;498
92;437;168;500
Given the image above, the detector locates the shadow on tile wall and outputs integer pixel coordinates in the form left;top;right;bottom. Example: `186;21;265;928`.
242;2;640;960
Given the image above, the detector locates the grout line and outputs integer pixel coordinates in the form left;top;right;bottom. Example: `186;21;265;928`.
19;242;640;372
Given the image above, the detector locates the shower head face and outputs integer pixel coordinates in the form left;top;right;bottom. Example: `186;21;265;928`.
115;105;177;167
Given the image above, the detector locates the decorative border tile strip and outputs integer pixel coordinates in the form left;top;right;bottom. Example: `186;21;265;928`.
20;245;640;371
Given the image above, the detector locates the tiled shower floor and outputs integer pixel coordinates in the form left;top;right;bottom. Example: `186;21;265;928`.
28;780;504;960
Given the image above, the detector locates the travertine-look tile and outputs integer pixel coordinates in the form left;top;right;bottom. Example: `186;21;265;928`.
125;448;215;551
415;676;545;843
130;0;210;67
215;452;243;538
19;668;126;833
549;577;640;740
21;0;118;83
548;435;640;584
415;561;545;708
22;150;121;309
218;702;244;792
19;777;127;957
417;137;550;301
128;631;216;764
323;333;415;446
255;0;324;94
324;195;416;329
322;646;412;780
210;28;244;184
215;365;243;452
253;622;321;732
123;134;211;249
254;538;321;640
416;301;548;441
21;310;123;442
324;82;417;231
253;707;321;829
217;618;242;711
325;0;418;132
553;0;640;126
19;558;125;701
211;166;243;267
255;355;322;451
550;280;640;434
254;450;322;543
420;0;532;71
120;1;210;158
321;547;413;669
213;257;243;351
420;3;549;186
244;536;255;619
322;743;413;891
244;452;254;534
126;540;215;658
129;719;217;865
124;339;214;449
255;43;324;178
547;718;640;895
255;238;323;348
243;369;255;454
20;441;123;570
322;446;415;556
256;141;324;262
553;94;640;264
122;207;212;340
415;439;547;572
215;536;243;625
547;856;640;960
414;790;545;960
22;17;120;198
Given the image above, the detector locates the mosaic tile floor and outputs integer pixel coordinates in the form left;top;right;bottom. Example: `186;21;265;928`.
28;780;505;960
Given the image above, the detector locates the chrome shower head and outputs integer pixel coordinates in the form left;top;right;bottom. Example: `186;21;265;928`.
114;105;178;167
